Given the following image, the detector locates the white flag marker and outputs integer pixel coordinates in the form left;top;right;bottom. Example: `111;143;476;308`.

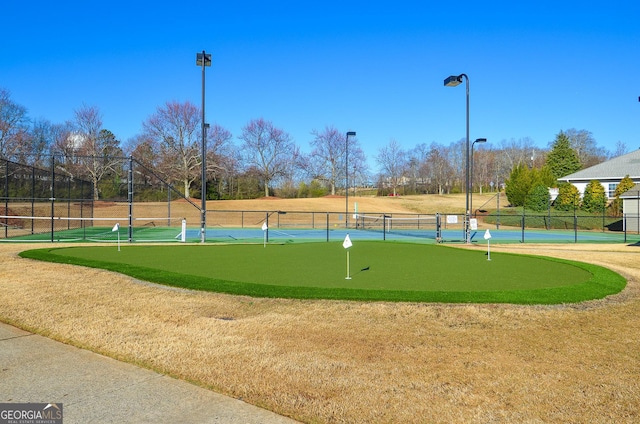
343;234;352;249
343;234;352;279
262;221;268;247
112;223;121;251
484;229;492;261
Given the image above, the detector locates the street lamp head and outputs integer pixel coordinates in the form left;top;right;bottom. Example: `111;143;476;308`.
444;75;463;87
346;131;356;137
474;138;487;143
196;52;212;67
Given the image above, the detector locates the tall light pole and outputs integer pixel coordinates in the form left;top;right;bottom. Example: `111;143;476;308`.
345;131;356;228
196;50;211;243
471;138;487;217
444;73;470;243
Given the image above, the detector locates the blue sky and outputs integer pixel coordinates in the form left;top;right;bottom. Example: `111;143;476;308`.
2;1;639;171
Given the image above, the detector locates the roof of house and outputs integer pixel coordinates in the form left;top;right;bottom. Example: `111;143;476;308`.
620;183;640;199
559;149;640;182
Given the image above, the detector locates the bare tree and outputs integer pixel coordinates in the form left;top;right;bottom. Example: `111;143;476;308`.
499;137;538;174
51;106;122;200
239;118;298;197
205;124;233;182
346;137;368;195
126;134;162;187
424;142;454;195
611;140;628;158
564;128;606;167
24;119;63;166
143;101;200;198
0;88;30;161
308;126;345;195
376;139;406;196
307;126;367;195
73;106;122;200
472;146;494;195
406;143;430;193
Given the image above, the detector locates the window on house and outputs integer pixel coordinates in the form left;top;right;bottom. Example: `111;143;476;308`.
608;183;618;198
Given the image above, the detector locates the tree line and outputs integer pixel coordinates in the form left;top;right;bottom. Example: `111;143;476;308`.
0;87;628;202
504;131;633;217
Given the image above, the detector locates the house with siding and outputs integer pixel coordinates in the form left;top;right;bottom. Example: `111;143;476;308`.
558;149;640;199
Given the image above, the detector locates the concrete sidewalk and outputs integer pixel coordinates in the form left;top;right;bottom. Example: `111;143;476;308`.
0;322;300;423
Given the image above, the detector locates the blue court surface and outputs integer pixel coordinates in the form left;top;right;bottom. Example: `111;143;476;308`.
185;227;640;244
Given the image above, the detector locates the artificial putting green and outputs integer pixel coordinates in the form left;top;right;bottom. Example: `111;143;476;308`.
20;242;626;304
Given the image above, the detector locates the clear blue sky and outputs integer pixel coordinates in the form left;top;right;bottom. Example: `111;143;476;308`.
2;1;639;171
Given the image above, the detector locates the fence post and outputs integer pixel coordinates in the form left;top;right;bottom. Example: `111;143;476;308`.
326;213;329;242
128;156;133;243
31;165;35;234
383;214;387;241
167;181;172;227
521;204;525;243
3;159;8;238
602;197;605;233
496;191;500;230
50;155;55;243
67;175;71;230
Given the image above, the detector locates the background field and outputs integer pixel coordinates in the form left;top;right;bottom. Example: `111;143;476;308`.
1;194;639;423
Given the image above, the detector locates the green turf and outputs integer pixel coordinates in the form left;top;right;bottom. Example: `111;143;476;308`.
20;242;626;304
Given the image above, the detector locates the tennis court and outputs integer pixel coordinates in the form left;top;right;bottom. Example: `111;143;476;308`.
3;211;640;244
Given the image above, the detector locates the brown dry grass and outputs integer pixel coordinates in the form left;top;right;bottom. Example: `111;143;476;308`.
200;193;496;215
1;194;639;423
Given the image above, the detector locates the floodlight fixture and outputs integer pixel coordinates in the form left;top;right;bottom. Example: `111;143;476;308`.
444;75;463;87
196;52;212;67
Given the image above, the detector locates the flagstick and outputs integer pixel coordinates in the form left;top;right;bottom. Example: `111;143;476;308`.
262;222;268;248
483;229;492;261
345;250;351;280
117;231;121;252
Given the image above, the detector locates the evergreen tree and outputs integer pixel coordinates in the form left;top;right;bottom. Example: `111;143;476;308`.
554;182;580;211
609;175;636;217
582;180;606;213
505;163;531;207
525;184;551;212
546;131;582;179
505;164;556;207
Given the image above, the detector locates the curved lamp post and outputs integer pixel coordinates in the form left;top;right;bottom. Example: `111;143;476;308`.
444;73;470;243
471;138;487;217
196;50;211;243
345;131;356;228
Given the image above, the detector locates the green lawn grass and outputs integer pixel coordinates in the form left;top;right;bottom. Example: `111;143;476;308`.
19;242;626;304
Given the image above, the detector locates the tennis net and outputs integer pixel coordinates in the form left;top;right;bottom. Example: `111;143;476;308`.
356;213;439;239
